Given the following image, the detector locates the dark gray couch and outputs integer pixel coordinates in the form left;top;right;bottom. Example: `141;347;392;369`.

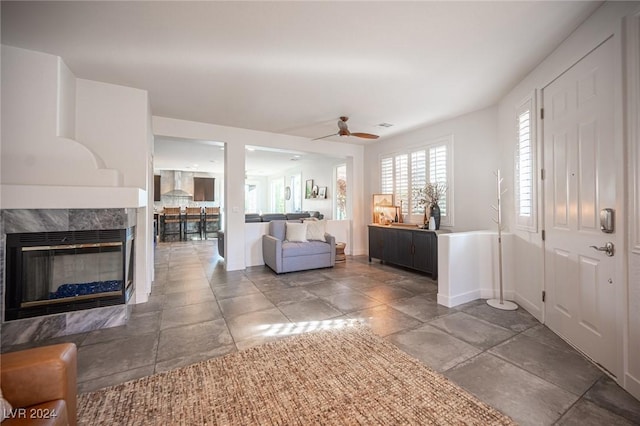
262;220;335;274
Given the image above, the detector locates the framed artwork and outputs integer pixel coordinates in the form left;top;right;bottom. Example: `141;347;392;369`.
305;179;314;199
372;194;395;223
312;185;319;198
318;186;327;199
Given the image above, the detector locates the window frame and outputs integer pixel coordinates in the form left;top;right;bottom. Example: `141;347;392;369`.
514;92;537;232
379;135;453;227
334;163;347;220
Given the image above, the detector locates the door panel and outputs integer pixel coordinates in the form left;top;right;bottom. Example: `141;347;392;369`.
552;132;570;228
543;38;619;374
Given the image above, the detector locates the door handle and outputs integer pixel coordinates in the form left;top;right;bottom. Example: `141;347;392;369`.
590;242;614;257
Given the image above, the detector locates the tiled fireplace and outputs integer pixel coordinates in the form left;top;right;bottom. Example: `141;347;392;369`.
1;208;137;347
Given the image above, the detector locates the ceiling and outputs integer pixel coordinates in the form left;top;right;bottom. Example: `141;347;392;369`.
1;1;601;173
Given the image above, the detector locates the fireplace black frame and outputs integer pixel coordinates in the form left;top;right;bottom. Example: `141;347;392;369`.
4;228;135;321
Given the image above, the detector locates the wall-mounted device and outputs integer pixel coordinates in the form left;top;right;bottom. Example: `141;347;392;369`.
600;208;614;233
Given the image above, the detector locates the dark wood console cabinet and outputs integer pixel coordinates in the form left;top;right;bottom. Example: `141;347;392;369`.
368;224;444;279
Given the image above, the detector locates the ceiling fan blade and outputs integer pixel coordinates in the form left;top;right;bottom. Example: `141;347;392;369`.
311;132;339;141
350;132;380;139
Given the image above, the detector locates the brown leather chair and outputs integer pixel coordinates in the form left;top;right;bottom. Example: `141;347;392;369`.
1;343;77;426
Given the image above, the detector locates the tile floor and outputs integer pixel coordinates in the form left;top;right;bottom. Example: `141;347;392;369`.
4;240;640;425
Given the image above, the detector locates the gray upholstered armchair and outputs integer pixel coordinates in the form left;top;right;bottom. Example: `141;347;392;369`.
262;220;335;274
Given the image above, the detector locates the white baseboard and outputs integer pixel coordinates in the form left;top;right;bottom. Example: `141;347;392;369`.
437;289;481;308
624;372;640;401
515;293;543;322
480;288;516;301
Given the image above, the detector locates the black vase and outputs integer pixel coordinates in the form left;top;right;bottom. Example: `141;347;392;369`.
431;204;441;230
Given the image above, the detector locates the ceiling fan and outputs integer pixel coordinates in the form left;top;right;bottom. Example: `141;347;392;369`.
312;116;380;141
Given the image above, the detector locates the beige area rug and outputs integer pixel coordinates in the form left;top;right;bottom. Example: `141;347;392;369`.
78;325;515;425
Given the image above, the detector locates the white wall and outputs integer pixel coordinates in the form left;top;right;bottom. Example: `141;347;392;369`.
152;116;367;269
0;46;119;187
496;2;640;399
76;79;150;188
438;231;514;308
364;105;499;232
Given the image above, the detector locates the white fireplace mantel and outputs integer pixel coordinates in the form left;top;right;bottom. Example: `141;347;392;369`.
0;184;147;209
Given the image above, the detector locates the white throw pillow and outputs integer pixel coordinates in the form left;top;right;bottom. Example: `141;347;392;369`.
285;222;308;242
304;218;326;241
0;388;13;422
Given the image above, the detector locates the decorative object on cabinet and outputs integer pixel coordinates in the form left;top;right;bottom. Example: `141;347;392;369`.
431;204;441;230
487;169;518;311
305;179;314;199
414;182;447;230
372;194;394;224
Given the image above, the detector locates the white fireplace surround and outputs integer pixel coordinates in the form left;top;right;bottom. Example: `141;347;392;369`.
0;184;146;210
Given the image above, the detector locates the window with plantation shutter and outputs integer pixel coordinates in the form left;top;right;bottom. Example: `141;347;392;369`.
515;94;537;231
378;136;453;226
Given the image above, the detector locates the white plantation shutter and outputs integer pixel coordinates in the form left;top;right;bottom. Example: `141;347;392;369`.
380;156;394;194
378;136;453;226
429;144;447;216
517;110;532;216
395;154;409;216
410;150;426;215
515;95;536;230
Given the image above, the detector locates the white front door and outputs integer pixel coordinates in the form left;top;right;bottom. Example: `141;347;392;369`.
543;37;621;376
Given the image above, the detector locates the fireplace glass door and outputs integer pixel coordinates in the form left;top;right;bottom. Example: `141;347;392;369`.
4;229;134;320
22;242;123;305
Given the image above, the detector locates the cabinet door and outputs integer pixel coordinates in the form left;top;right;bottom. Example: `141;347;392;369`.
194;177;215;201
385;229;413;268
413;231;435;274
153;175;161;202
368;227;384;260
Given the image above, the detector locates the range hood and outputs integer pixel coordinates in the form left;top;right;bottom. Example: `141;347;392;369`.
162;171;193;198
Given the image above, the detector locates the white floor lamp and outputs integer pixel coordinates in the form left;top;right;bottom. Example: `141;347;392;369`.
487;169;518;311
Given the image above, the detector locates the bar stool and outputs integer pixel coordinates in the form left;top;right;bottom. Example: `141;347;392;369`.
184;207;203;240
203;207;220;239
161;207;182;241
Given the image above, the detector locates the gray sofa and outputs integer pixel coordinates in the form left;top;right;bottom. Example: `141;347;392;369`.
262;220;335;274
